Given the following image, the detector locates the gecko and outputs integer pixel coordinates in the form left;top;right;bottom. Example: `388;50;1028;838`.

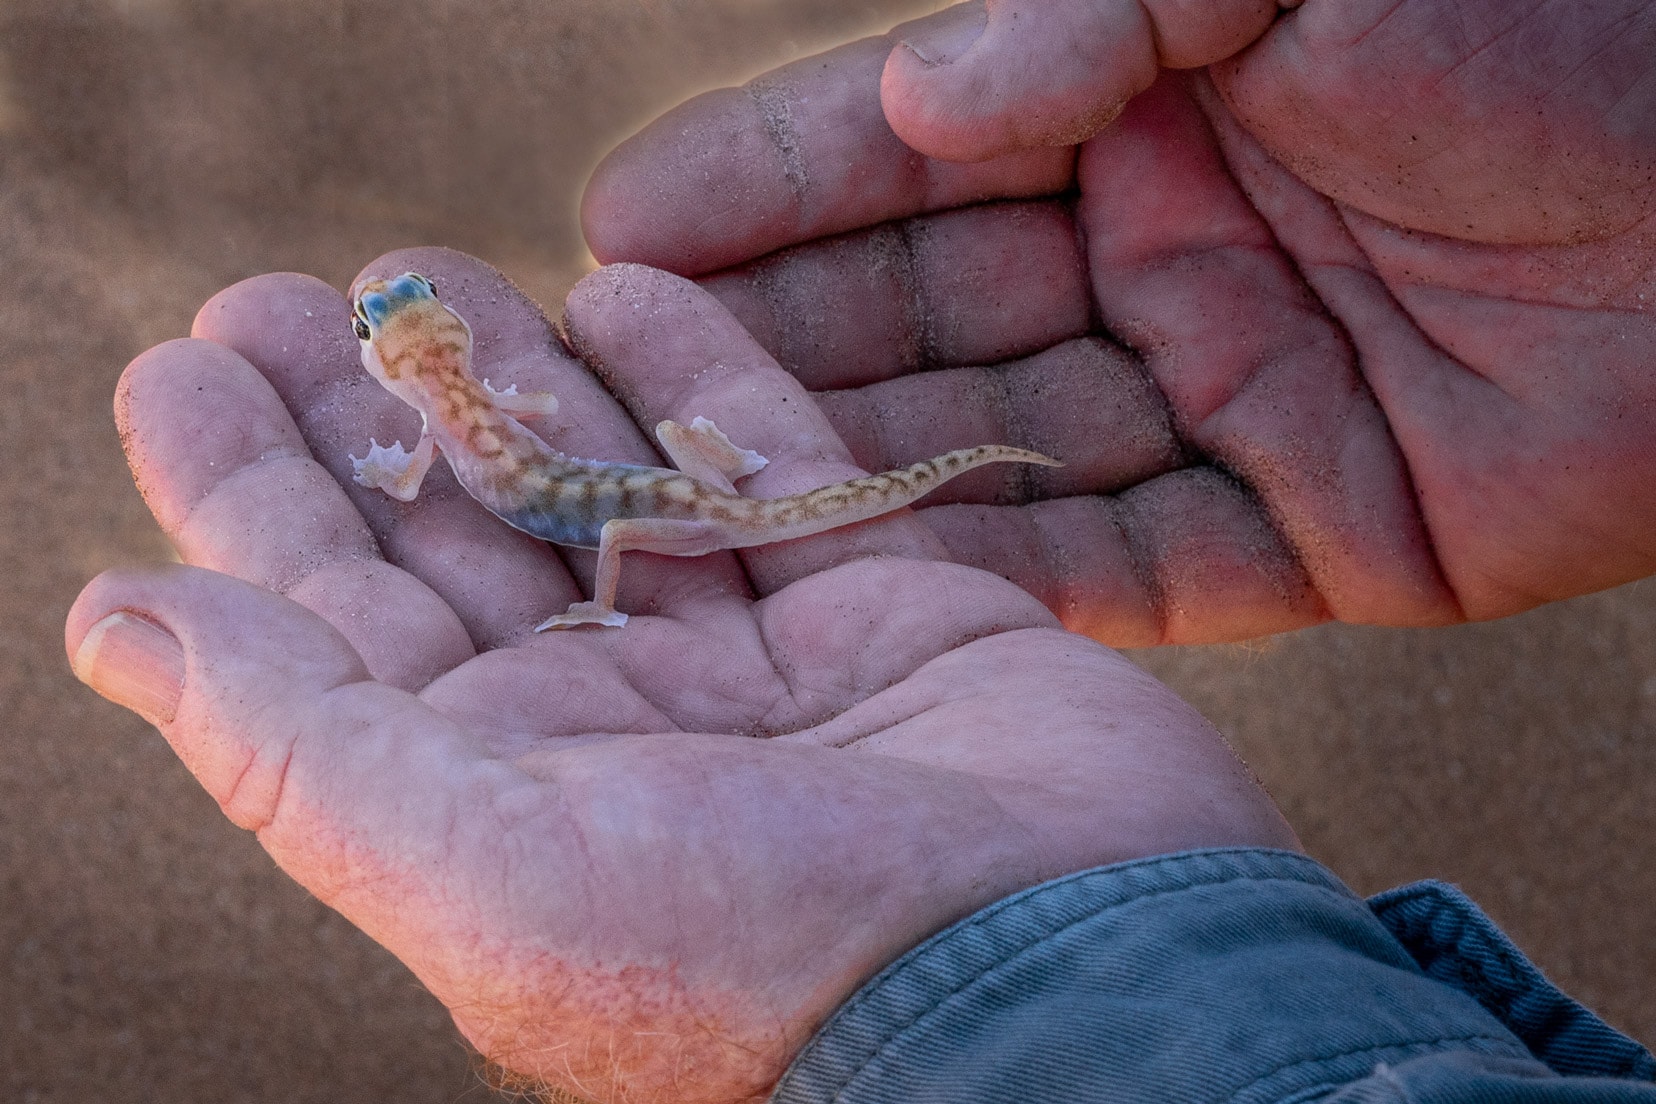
348;271;1062;630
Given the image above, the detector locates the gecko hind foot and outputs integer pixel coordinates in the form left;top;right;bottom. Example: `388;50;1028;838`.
534;602;630;631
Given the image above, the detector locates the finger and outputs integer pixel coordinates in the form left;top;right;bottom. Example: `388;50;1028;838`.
582;34;1074;275
696;203;1189;499
699;199;1090;389
564;264;965;598
116;336;472;688
953;466;1327;646
881;0;1278;162
1076;74;1457;630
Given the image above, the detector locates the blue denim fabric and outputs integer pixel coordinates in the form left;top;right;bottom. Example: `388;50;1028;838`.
772;849;1656;1103
1370;881;1656;1083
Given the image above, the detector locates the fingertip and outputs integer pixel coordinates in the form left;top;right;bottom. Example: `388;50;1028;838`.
191;272;345;344
880;0;1161;163
562;263;764;409
188;272;363;417
66;564;381;828
566;260;693;309
892;0;986;68
114;334;316;538
116;336;214;421
581;142;654;268
68;563;370;691
563;261;700;350
879;44;1006;163
881;1;1000;162
68;574;186;728
579;87;797;273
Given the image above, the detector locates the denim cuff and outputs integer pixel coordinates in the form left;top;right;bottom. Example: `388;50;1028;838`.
1370;880;1655;1081
772;849;1647;1104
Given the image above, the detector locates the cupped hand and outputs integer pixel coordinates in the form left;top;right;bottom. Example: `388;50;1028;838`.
582;0;1656;646
68;251;1295;1103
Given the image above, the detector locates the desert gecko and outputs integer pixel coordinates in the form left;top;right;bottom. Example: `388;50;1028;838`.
349;271;1061;629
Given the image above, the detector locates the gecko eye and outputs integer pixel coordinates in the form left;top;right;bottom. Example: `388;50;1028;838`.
352;313;371;341
409;272;436;296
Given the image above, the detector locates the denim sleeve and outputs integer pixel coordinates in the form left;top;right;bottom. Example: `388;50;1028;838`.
771;849;1656;1104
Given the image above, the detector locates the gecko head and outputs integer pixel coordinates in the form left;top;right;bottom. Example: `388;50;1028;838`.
349;271;474;401
351;271;440;343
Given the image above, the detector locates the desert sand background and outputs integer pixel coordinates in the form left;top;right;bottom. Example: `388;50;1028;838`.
1;1;1651;1100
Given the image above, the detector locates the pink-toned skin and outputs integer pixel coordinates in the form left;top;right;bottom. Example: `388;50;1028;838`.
349;272;1061;630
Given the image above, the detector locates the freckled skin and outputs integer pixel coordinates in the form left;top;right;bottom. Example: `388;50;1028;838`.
349;272;1062;629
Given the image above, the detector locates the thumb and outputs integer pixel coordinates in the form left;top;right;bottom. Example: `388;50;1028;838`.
882;0;1280;162
68;563;370;832
65;565;477;873
67;566;540;1064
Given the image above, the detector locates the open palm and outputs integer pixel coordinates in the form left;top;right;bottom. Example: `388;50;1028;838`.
583;0;1656;646
70;252;1292;1102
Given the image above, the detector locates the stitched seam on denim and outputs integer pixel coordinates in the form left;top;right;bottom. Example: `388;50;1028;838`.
801;854;1318;1059
1227;1033;1522;1103
832;863;1336;1034
1375;889;1546;1025
775;850;1331;1098
813;850;1324;1035
1377;887;1649;1079
821;868;1360;1100
1374;888;1654;1081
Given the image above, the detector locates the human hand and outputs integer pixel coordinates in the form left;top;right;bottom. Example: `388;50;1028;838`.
68;251;1295;1103
582;0;1656;646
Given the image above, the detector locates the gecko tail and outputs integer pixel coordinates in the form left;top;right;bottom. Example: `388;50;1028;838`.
961;445;1064;469
738;444;1061;546
888;444;1063;483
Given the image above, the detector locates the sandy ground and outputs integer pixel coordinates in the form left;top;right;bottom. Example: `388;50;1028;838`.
1;1;1651;1100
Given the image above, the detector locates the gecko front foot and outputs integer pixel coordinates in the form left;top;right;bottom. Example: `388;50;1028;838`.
351;438;419;497
534;602;630;631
